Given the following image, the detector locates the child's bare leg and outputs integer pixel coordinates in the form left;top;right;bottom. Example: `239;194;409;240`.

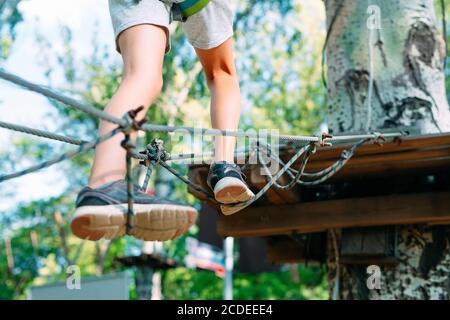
195;39;240;164
89;24;166;188
196;39;254;211
71;24;198;242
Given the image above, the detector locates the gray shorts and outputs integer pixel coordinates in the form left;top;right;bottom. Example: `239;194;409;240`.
108;0;233;52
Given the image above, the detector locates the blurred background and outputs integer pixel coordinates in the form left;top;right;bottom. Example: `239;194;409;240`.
0;0;447;300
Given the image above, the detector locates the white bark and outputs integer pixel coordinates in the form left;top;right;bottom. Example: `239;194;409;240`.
326;0;450;134
324;0;450;299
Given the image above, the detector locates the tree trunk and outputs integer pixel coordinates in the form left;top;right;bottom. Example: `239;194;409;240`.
324;0;450;299
326;0;449;133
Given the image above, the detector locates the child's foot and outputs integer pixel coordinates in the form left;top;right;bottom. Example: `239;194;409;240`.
70;179;197;241
207;161;254;215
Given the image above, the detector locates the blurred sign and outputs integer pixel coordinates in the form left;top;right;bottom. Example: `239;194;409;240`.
28;272;130;300
185;237;225;277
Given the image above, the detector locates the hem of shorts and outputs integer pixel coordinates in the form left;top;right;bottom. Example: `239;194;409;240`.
114;20;170;53
189;32;233;50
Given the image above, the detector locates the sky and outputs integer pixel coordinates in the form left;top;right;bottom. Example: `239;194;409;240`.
0;0;327;213
0;0;116;211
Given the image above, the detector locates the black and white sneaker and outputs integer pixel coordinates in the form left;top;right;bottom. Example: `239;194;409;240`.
207;161;254;215
71;179;197;241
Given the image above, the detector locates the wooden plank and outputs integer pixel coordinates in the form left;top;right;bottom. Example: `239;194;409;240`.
249;165;299;204
288;132;450;162
427;219;450;226
249;165;285;204
310;157;450;180
266;237;306;264
187;133;450;171
217;191;450;237
188;133;450;205
340;226;399;265
189;134;450;193
187;167;214;203
305;145;450;171
267;233;326;264
189;164;300;205
287;144;450;181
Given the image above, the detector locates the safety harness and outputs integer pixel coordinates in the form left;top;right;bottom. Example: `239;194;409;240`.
163;0;211;22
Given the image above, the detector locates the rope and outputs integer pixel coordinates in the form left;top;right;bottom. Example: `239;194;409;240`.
261;138;367;188
0;115;401;176
165;145;278;163
140;139;167;191
0;113;402;213
143;142;254;204
0;119;162;165
0;118;230;165
0;68;410;218
330;229;340;300
321;0;346;88
441;0;447;70
3;116;397;160
0;120;86;146
222;144;312;210
0;107;144;183
140;143;307;212
159;160;217;201
298;139;367;186
120;106;148;233
122;133;135;233
0;127;121;183
165;144;312;210
0;68;318;143
257;143;316;190
0;68;383;145
0;69;126;126
366;0;375;132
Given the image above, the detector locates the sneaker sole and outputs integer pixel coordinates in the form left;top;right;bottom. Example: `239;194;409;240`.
214;176;254;205
70;203;198;241
220;204;248;216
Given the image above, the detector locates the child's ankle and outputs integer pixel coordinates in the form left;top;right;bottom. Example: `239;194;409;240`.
211;159;234;167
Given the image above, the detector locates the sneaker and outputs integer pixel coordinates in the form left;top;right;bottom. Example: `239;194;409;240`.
70;179;197;241
207;161;254;215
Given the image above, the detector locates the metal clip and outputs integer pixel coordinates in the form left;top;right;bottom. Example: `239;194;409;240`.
140;138;169;166
372;132;386;146
317;133;333;148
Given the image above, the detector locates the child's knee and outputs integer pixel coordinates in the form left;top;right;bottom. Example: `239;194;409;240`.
123;72;164;101
204;60;237;86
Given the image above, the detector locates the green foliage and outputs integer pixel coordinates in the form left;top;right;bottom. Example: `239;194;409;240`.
441;1;449;101
163;265;328;300
0;0;374;300
0;0;23;60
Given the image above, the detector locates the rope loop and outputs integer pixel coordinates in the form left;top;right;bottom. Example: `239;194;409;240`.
317;133;333;148
371;131;386;146
140;138;169;166
120;105;147;135
340;149;351;160
0;68;413;217
120;136;135;152
140;139;170;191
308;141;318;155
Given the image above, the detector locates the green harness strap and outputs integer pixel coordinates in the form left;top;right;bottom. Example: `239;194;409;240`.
178;0;210;17
169;0;211;22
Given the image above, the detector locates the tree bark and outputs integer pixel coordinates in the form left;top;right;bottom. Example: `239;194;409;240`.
326;0;449;134
324;0;450;299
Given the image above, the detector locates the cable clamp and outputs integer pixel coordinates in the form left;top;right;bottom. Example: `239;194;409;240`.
340;150;351;160
371;131;386;146
121;105;147;135
316;133;333;148
140;138;169;166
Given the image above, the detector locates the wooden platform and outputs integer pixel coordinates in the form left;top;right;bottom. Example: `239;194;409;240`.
297;132;450;180
188;132;450;239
